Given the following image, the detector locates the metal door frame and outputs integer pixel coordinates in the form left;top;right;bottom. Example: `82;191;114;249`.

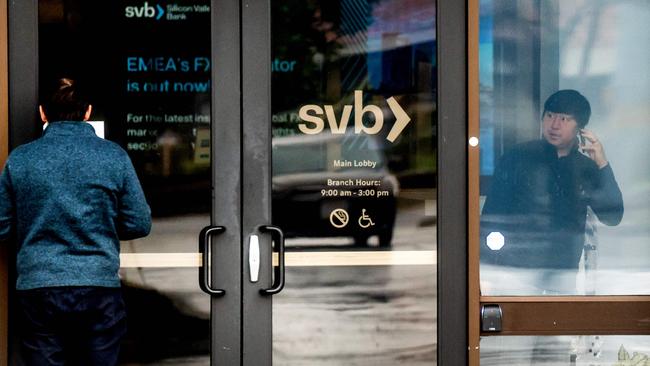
241;0;273;364
438;0;469;365
7;2;39;364
210;0;242;363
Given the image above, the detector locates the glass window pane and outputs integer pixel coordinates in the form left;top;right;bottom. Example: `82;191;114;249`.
478;0;650;296
38;0;211;363
271;0;438;363
481;336;650;366
274;266;436;365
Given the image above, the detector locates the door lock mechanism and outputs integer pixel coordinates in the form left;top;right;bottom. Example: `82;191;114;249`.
481;304;502;332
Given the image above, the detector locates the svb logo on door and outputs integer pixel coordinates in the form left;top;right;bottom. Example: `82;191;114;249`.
298;90;411;143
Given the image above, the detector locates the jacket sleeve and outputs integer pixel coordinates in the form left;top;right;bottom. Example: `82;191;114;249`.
0;164;15;241
588;164;624;226
117;156;152;240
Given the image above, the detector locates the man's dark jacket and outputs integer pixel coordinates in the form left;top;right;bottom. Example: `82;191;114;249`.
0;121;151;290
480;140;623;269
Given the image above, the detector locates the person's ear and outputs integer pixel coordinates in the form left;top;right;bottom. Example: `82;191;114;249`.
83;104;93;121
39;105;48;123
574;124;581;136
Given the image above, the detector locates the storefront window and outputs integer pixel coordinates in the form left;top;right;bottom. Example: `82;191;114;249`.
479;0;650;296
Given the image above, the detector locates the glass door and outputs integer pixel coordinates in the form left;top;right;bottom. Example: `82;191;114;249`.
270;0;438;362
9;0;241;364
470;0;650;364
240;0;445;364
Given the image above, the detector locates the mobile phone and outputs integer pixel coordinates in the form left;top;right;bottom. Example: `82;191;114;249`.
577;131;586;155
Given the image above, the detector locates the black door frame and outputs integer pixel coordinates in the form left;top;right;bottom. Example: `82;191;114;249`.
8;2;39;363
8;0;468;364
8;0;39;148
210;0;243;364
437;0;469;365
241;0;273;364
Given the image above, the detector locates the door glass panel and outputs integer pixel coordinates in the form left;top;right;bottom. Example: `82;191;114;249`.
478;0;650;296
38;0;211;363
271;0;437;364
480;335;650;365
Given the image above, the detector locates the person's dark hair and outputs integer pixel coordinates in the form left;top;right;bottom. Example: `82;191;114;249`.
40;78;90;122
543;89;591;128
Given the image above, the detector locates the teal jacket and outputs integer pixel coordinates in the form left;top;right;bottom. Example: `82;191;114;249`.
0;121;151;290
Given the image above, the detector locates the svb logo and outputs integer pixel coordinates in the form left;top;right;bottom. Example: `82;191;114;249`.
298;91;411;143
125;2;164;20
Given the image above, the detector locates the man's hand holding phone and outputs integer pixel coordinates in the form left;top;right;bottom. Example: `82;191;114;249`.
580;129;609;169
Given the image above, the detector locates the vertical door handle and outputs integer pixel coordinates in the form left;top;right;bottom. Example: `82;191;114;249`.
249;234;260;282
258;225;285;295
199;225;227;296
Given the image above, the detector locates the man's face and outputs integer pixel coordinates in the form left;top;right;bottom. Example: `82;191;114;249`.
542;111;579;152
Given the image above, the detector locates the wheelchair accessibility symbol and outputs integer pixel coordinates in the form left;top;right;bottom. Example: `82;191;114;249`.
358;209;375;228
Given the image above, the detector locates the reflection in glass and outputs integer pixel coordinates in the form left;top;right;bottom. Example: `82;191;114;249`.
271;0;437;364
271;0;437;248
478;0;650;296
481;335;650;366
37;0;212;363
274;266;436;365
272;132;398;247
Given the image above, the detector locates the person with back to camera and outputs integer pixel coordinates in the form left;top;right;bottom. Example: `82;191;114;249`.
480;89;624;295
0;78;151;365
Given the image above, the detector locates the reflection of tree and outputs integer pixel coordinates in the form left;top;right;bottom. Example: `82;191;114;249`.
556;0;612;79
272;0;343;112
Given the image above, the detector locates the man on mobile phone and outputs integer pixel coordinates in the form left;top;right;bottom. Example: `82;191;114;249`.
480;89;624;294
0;78;151;365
